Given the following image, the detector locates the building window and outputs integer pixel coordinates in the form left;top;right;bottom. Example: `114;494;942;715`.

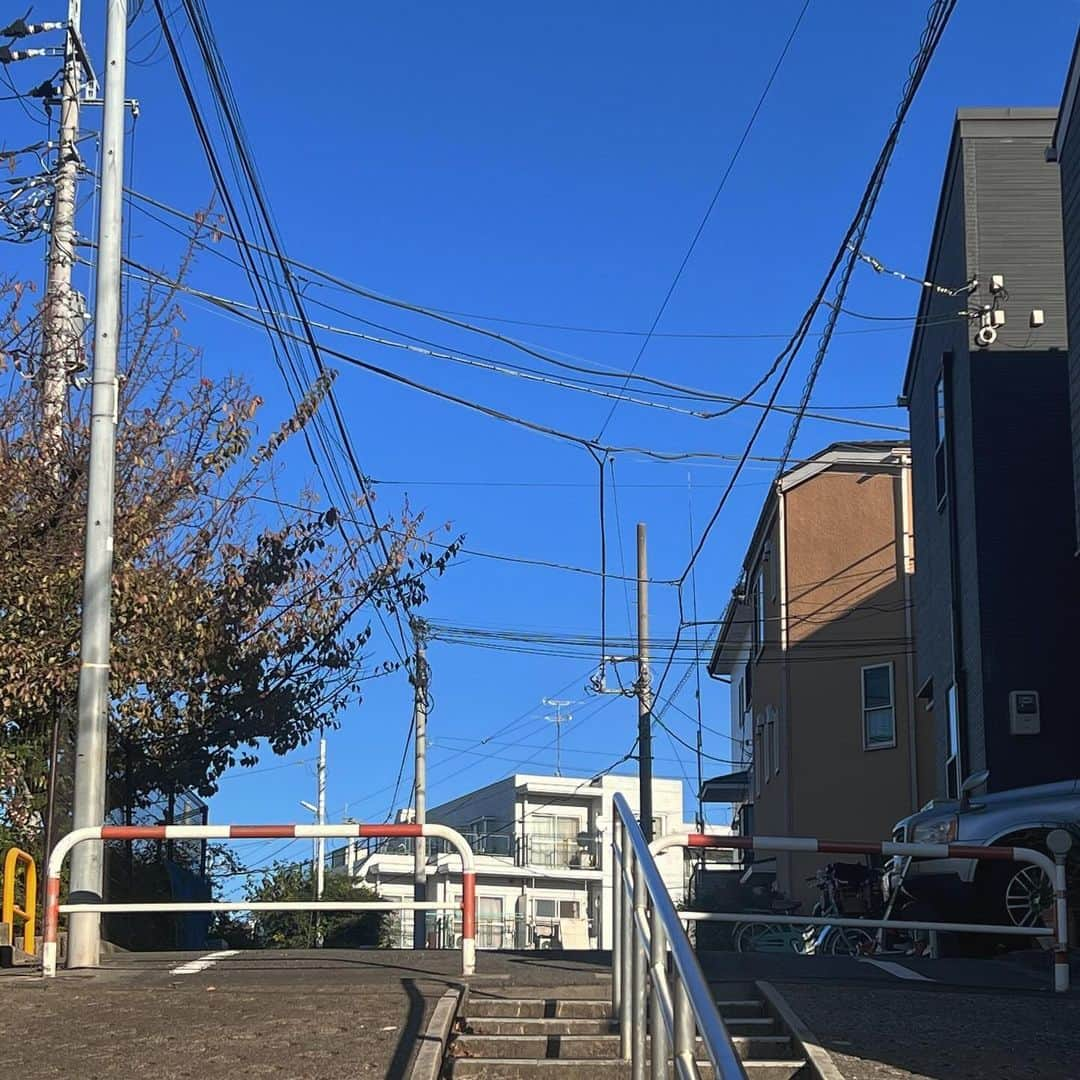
753;721;762;798
862;663;896;749
767;705;780;775
934;370;948;508
945;682;961;798
535;898;580;920
753;566;767;659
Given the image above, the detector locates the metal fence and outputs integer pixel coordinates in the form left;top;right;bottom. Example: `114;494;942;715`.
651;830;1071;993
43;821;477;976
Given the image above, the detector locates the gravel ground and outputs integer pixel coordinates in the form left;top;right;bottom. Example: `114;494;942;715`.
776;982;1080;1080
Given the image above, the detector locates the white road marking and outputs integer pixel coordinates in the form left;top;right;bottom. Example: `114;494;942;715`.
169;950;239;975
858;958;934;981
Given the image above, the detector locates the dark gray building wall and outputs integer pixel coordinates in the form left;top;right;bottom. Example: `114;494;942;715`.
1053;40;1080;545
903;109;1077;797
969;350;1077;790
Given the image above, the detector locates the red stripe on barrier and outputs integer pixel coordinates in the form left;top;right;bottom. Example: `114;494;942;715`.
359;823;422;837
461;871;476;939
949;844;1015;861
101;825;167;840
819;840;884;855
230;825;296;839
686;834;750;849
43;876;61;944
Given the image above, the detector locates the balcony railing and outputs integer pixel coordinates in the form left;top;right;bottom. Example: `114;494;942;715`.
519;833;601;870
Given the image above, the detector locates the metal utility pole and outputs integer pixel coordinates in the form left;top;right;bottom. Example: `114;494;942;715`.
637;523;654;843
316;734;326;947
412;624;429;950
66;0;128;971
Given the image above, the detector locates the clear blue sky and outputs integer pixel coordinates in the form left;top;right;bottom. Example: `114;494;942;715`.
5;2;1078;877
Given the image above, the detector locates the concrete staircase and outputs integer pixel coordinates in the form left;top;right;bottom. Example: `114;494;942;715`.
446;984;811;1078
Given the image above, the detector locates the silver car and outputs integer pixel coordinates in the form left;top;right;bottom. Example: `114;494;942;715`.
890;771;1080;929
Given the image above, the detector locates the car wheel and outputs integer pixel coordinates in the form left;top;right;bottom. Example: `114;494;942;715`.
1002;863;1054;928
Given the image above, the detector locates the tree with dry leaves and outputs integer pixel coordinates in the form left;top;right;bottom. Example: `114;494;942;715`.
0;248;460;856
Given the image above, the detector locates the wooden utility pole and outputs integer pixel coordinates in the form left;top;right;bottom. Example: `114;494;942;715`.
637;523;654;843
412;622;429;950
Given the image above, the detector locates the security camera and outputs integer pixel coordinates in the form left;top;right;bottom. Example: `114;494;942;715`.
974;325;997;347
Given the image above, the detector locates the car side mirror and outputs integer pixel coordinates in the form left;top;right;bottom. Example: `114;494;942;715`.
960;768;990;808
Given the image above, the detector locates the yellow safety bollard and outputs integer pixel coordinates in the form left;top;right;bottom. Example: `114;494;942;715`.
2;847;37;955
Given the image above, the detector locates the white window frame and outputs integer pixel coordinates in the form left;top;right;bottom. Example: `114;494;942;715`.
754;566;767;659
861;662;897;751
753;720;762;798
768;705;780;776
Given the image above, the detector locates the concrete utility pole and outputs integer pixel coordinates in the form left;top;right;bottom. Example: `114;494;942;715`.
637;523;654;843
66;0;128;971
40;0;84;467
39;0;84;938
412;624;428;950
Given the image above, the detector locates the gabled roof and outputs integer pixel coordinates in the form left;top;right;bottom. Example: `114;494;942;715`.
706;441;909;676
901;108;1059;399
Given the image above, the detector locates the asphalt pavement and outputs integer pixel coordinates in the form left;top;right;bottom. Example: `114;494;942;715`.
3;946;1077;1078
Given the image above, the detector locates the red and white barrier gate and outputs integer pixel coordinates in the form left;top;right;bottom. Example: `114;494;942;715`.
43;822;477;977
652;831;1071;993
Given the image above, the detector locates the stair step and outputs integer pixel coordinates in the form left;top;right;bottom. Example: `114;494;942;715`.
733;1035;794;1061
466;1018;617;1036
724;1017;778;1036
741;1062;810;1080
449;1061;627;1079
448;1058;808;1080
453;1034;620;1060
467;998;612;1020
714;998;767;1018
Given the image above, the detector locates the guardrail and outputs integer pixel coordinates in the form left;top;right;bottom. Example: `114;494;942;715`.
43;822;476;977
2;847;37;957
612;792;747;1080
652;831;1070;993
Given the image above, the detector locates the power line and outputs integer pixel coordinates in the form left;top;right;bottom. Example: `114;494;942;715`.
593;0;812;440
645;1;959;721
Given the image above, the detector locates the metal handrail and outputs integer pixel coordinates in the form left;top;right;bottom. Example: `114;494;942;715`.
612;792;747;1080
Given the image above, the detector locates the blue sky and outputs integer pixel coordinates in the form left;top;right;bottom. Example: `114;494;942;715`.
5;2;1078;879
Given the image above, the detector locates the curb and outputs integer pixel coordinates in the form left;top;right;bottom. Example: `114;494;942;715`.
756;979;845;1080
409;986;464;1080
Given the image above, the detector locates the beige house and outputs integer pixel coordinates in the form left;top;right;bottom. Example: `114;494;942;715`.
705;441;933;907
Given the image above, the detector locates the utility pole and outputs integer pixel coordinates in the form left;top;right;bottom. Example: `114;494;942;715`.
40;0;84;466
66;0;128;970
315;734;326;947
412;622;428;950
542;699;574;777
637;523;654;843
39;0;85;932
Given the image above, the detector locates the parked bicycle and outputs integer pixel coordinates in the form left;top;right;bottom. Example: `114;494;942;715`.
732;861;880;956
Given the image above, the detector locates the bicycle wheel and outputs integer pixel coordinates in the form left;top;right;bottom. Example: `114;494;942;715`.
823;925;876;956
733;922;773;953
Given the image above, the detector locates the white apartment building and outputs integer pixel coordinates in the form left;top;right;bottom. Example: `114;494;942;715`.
330;772;721;950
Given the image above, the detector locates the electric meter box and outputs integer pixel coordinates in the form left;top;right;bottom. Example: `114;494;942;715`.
1008;690;1040;735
